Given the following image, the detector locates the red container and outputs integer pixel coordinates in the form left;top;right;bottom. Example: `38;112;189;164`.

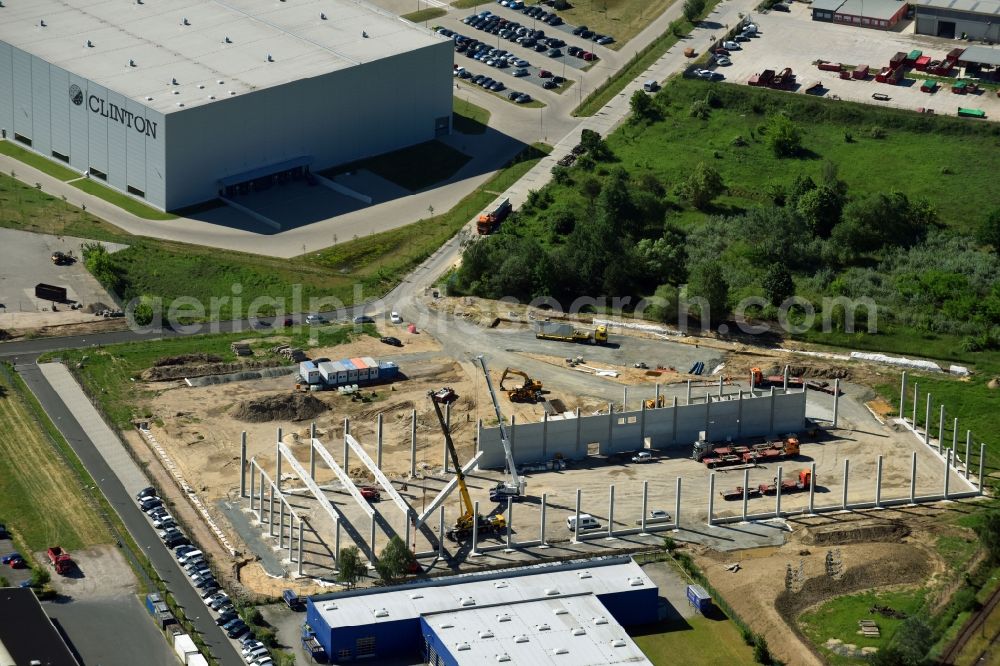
915;55;931;70
818;61;843;72
852;65;869;79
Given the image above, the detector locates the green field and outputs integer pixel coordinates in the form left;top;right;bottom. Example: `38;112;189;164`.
0;369;111;552
540;0;676;52
799;589;926;665
631;614;755;665
71;178;179;220
453;96;492;134
402;7;447;22
0;140;81;181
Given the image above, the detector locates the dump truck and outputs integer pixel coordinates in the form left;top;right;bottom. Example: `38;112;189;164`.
476;198;512;235
46;546;73;575
758;468;812;495
534;322;608;345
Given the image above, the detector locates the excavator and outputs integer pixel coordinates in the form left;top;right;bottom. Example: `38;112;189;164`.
428;391;506;542
644;395;666;409
498;368;543;403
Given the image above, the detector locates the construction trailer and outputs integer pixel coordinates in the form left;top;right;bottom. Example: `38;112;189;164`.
300;357;399;388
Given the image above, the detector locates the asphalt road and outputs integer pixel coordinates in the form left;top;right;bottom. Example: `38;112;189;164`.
15;363;245;666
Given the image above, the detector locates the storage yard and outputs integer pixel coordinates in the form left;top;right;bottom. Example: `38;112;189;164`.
716;3;1000;119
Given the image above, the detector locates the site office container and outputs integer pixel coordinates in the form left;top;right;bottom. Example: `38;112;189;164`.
378;361;399;379
341;359;359;382
686;585;712;614
317;361;338;383
362;357;379;381
350;358;370;382
299;361;322;385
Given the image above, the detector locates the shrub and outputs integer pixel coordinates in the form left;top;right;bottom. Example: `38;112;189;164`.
689;100;710;119
870;125;887;139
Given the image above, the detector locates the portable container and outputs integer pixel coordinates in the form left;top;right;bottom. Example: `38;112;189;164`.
686;585;712;614
299;361;321;385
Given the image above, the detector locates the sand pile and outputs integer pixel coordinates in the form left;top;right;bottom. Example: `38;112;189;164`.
232;393;328;423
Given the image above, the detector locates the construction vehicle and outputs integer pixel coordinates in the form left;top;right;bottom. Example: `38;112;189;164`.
428;391;506;542
498;368;543;403
46;546;73;575
534;322;609;345
476;198;512;235
750;368;840;395
693;435;800;468
720;485;762;501
758;468;812;496
478;357;527;503
51;251;74;265
644;395;665;409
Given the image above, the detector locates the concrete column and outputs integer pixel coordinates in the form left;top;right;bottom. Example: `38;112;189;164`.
572;489;582;544
672;397;678;445
240;432;247;498
979;443;986;495
405;518;411;552
542;413;549;459
344;418;351;468
376;414;384;469
575;408;582;457
783;365;789;392
471;500;480;556
965;431;972;479
278;500;285;549
842;459;850;510
704;395;711;441
334;522;341;564
943;448;952;500
912;383;919;430
287;510;294;562
832;379;840;428
718;375;724;397
686;380;692;405
737;390;743;438
258;471;265;522
309;423;316;480
476;418;482;455
410;410;417;477
674;477;682;531
539;494;548;547
505;497;514;552
924;394;932;446
438;506;445;559
655;383;661;406
769;387;776;436
741;468;750;522
640;480;649;535
297;521;304;575
640;402;647;448
510;415;516;464
276;427;283;493
249;461;256;512
623;386;628;411
707;473;715;526
607;484;616;539
938;404;945;451
875;455;883;508
952;418;958;458
268;485;275;536
899;371;907;420
607;403;614;449
910;451;917;505
444;403;451;473
749;370;755;393
808;462;817;514
370;513;377;559
775;466;783;517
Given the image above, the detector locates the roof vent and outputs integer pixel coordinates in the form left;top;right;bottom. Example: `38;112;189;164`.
171;90;180;95
536;624;551;632
494;581;508;589
208;95;215;100
544;588;560;596
182;17;190;26
362;30;369;38
456;643;471;651
497;613;511;623
266;54;274;62
629;577;645;587
572;628;586;636
176;102;184;107
217;80;224;84
86;40;94;48
593;617;608;626
229;91;236;96
320;12;327;19
460;597;476;607
129;59;137;67
479;630;494;639
578;571;592;579
515;635;529;644
374;608;389;618
496;654;511;663
145;96;153;101
171;77;178;85
612;639;627;648
553;609;568;616
323;602;337;611
409;593;424;600
224;36;232;44
198;84;204;89
553;647;569;655
39;20;47;27
136;0;143;4
440;623;454;629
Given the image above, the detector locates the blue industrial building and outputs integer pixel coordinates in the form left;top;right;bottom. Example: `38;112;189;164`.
305;556;659;663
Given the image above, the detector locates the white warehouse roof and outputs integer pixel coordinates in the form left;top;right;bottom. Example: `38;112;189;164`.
312;556;655;629
0;0;447;113
426;594;653;666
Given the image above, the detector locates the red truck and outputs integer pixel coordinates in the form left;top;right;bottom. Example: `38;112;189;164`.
476;198;512;235
759;468;813;495
47;546;73;575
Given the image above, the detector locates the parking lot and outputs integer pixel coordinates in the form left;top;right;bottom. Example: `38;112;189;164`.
708;4;1000;119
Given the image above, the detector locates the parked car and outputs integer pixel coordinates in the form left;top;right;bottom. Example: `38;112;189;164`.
1;552;22;565
228;623;250;639
631;451;653;463
515;93;532;103
140;497;163;512
490;81;505;91
722;40;741;49
353;315;374;324
542;79;557;89
538;69;552;78
8;557;26;569
216;611;239;626
715;56;732;66
596;35;614;45
135;486;156;501
649;509;672;521
163;534;189;549
380;336;402;346
0;524;7;539
513;67;528;77
305;314;326;325
643;80;660;92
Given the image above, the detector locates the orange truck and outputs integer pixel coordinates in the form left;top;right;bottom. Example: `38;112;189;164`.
476;198;512;235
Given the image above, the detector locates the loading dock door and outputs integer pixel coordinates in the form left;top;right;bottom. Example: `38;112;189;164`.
937;21;956;38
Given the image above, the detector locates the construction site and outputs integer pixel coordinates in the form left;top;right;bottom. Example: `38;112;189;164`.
118;295;985;610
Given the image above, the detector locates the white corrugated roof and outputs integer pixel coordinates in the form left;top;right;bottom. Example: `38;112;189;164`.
311;557;655;629
914;0;1000;15
0;0;447;113
426;594;653;666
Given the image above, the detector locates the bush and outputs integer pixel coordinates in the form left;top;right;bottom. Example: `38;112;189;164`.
689;100;710;120
30;567;50;588
753;634;773;665
870;124;887;139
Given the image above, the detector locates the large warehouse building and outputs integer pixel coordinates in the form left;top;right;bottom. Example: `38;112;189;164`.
914;0;1000;38
0;0;453;211
306;557;659;663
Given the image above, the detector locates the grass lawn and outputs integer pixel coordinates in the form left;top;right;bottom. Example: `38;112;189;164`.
0;173;134;241
0;370;111;552
401;7;447;22
0;140;81;181
71;177;178;220
322;140;472;192
451;0;489;8
454;96;492;134
548;0;677;52
799;588;926;665
631;614;755;665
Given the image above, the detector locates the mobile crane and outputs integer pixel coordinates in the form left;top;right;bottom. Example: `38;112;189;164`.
478;357;527;503
428;391;506;542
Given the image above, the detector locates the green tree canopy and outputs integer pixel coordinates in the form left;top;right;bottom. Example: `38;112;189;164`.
762;264;795;306
977;207;1000;254
686;261;729;324
336;546;365;589
678;162;725;210
767;114;803;158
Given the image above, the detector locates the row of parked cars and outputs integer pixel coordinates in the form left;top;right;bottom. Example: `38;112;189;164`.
460;11;598;62
136;488;273;664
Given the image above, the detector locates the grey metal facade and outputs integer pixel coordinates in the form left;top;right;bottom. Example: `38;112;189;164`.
915;7;1000;39
0;39;453;211
476;390;808;469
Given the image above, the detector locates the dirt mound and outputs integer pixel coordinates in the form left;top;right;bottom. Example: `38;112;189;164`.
0;329;9;342
232;393;328;423
142;359;283;382
800;520;910;546
153;353;224;367
359;400;415;421
765;365;852;380
988;377;1000;390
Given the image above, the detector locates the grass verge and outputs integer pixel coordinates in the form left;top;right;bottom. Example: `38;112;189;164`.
454;96;491;134
631;611;756;665
548;0;677;51
0;173;133;241
322;140;472;192
573;0;720;116
71;178;178;220
0;140;82;181
402;7;447;22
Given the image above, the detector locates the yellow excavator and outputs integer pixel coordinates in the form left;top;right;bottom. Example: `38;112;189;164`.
498;368;543;403
428;391;506;542
644;395;666;409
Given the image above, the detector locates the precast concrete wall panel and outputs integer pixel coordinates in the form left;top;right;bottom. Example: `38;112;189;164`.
12;48;31;138
144;109;166;208
106;89;128;192
0;43;13;138
49;67;71;157
87;83;109;175
30;57;51;156
125;98;147;194
68;72;91;172
477;391;808;469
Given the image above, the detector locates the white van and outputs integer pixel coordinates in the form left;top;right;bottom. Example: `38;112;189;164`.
177;549;202;565
567;514;600;532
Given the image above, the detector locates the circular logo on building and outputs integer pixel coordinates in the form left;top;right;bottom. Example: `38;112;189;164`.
69;84;84;106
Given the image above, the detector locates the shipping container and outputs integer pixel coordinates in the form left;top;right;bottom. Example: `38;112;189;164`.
34;283;68;302
686;584;712;614
299;361;322;385
889;52;906;69
920;79;939;92
379;361;399;379
946;47;964;62
173;634;199;662
186;655;208;666
852;64;869;79
906;49;922;64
